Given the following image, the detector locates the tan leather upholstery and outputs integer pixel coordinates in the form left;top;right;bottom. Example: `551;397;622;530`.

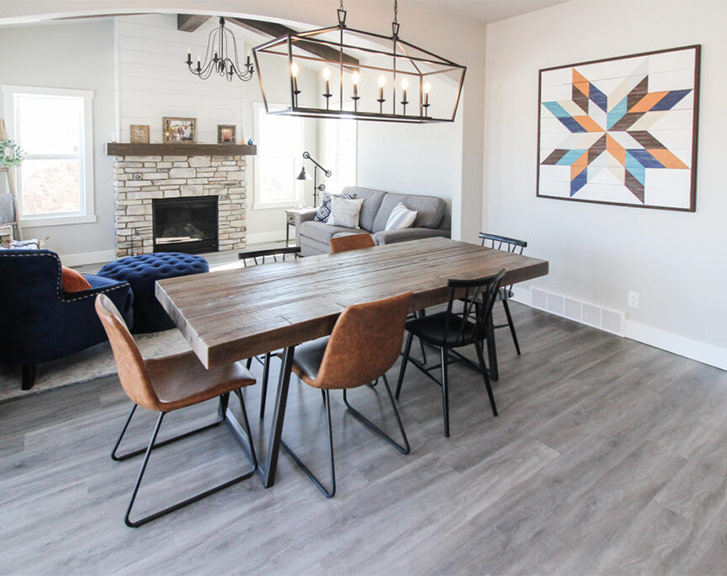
329;233;375;254
95;294;255;412
293;292;412;389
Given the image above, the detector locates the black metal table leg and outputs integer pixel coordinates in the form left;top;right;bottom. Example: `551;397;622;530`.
487;312;499;381
261;345;295;488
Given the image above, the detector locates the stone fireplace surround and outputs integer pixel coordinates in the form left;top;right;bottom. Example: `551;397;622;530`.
106;143;256;257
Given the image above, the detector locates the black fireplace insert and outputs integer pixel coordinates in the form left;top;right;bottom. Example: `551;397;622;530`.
152;196;218;254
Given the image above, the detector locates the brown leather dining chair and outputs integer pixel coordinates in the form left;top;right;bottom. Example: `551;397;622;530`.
329;233;375;253
281;291;412;498
95;294;258;527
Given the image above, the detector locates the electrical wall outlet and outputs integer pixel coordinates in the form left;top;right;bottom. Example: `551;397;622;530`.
627;291;639;309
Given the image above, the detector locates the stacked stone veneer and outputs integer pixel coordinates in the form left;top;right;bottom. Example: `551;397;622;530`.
113;154;247;257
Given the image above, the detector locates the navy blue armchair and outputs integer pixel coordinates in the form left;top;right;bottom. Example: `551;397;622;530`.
0;250;134;390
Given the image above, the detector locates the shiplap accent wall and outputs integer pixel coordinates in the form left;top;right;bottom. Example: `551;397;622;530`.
116;15;246;146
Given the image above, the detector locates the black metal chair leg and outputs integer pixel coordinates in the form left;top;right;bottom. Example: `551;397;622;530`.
123;391;258;528
475;340;498;417
416;310;428;365
281;390;336;498
112;400;226;462
440;347;450;437
501;299;521;355
395;331;414;399
246;357;253;370
259;352;271;419
21;364;36;390
342;374;410;454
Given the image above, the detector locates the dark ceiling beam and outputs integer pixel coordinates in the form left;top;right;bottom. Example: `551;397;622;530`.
177;14;211;32
228;17;359;68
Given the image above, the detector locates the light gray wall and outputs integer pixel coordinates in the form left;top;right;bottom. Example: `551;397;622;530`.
483;0;727;368
0;19;116;259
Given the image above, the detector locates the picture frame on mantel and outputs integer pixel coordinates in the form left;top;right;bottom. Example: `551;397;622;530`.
537;45;700;212
217;125;236;144
130;124;150;144
163;117;196;143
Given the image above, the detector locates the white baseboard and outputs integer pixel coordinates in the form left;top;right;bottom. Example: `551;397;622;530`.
625;321;727;371
512;285;726;372
247;231;286;245
60;249;116;267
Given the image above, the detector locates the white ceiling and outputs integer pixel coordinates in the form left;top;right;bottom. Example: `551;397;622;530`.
406;0;569;23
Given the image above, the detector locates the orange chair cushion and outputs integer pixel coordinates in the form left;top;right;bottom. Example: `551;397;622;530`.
62;266;92;293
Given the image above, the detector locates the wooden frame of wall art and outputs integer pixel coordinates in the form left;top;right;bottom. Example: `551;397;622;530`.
130;124;150;144
537;44;700;211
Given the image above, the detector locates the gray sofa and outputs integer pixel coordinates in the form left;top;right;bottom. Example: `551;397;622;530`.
295;186;451;256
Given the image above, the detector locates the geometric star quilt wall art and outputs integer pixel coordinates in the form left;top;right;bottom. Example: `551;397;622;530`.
537;45;700;211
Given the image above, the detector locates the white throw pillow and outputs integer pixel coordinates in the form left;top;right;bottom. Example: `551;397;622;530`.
385;202;418;231
329;196;364;228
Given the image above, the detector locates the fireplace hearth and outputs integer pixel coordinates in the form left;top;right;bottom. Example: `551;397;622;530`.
153;196;218;254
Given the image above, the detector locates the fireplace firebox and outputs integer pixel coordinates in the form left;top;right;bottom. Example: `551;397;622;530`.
152;196;218;254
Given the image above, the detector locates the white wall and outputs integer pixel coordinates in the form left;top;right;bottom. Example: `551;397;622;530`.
0;0;489;244
483;0;727;368
0;19;116;261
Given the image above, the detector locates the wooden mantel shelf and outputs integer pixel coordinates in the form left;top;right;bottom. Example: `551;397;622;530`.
106;142;257;157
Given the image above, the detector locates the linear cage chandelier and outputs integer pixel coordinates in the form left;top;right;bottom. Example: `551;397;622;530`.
252;0;466;123
187;16;254;82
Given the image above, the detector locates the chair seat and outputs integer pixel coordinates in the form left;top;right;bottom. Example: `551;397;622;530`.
291;337;330;386
405;311;478;348
145;351;255;411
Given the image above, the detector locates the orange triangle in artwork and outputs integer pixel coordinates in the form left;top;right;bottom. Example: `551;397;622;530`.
649;148;688;169
573;69;590;97
571;150;589;180
606;135;626;167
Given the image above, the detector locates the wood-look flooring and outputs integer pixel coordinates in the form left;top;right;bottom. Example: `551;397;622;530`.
1;302;726;575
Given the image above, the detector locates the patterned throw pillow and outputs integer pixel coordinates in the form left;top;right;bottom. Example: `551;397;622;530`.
329;197;364;229
385;202;418;231
314;191;356;223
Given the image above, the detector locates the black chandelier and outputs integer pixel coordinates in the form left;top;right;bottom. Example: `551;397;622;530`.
252;0;466;123
186;17;254;82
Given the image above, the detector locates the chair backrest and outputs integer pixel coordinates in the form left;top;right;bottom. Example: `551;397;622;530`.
238;246;301;267
444;269;506;347
479;232;527;255
329;233;375;254
95;294;160;411
315;291;412;388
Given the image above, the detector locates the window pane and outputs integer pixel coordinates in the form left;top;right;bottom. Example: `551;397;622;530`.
20;159;81;216
260;156;295;203
17;94;82;156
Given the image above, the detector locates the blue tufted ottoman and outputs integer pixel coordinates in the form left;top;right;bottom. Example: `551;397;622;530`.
97;252;209;333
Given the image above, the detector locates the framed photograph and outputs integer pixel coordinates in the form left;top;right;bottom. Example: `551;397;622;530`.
163;117;196;143
0;225;13;249
537;45;700;211
130;124;150;144
217;124;236;144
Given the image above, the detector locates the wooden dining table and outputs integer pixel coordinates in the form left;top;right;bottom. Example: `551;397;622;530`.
156;237;548;487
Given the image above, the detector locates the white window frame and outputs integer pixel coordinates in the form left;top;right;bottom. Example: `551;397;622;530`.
252;102;304;210
1;85;96;227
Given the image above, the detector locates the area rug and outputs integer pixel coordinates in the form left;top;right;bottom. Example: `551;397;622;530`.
0;329;191;404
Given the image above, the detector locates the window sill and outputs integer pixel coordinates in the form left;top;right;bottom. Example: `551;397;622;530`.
252;201;301;211
20;214;98;228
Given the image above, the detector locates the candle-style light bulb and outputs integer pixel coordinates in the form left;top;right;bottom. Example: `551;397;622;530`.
378;75;386;101
352;71;360;98
322;67;331;96
401;77;409;100
291;62;300;94
187;46;191;64
424;82;431;106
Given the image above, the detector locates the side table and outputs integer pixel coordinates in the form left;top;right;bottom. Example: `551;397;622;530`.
284;207;317;246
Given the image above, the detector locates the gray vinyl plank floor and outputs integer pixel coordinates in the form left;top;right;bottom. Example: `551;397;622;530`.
1;302;726;575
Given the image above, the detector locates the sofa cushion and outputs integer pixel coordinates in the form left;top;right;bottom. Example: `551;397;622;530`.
372;193;446;233
385;202;418;231
329;197;364;228
300;220;357;244
314;191;356;223
340;186;386;232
